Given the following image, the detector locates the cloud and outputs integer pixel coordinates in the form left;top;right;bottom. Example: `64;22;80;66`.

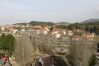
95;8;99;13
0;0;99;24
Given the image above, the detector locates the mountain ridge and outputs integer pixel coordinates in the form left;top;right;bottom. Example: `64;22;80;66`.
14;21;70;26
82;19;99;23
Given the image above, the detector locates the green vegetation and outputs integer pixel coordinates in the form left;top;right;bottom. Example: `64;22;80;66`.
0;34;15;56
89;54;97;66
29;21;54;26
14;23;27;25
68;21;99;34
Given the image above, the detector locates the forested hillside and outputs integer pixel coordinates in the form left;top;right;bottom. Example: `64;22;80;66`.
68;21;99;35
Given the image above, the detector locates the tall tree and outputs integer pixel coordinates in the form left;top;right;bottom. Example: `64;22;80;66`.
0;34;15;56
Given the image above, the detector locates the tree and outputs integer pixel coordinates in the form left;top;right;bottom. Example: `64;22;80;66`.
0;34;15;56
6;34;15;56
89;54;97;66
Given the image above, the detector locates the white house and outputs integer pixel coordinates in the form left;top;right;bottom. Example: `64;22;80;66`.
55;33;61;39
13;29;18;33
67;30;73;36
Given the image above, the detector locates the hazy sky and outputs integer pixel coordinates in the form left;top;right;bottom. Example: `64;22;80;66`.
0;0;99;25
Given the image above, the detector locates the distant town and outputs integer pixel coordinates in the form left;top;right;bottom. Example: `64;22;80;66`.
0;19;99;66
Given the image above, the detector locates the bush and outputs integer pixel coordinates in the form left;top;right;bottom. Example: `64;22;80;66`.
89;54;97;66
0;34;15;56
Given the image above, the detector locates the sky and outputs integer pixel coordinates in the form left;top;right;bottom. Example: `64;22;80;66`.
0;0;99;25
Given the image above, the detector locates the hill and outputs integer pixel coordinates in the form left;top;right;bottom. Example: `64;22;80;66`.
55;22;70;26
82;19;99;23
29;21;54;26
14;21;70;26
67;19;99;34
14;23;28;25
